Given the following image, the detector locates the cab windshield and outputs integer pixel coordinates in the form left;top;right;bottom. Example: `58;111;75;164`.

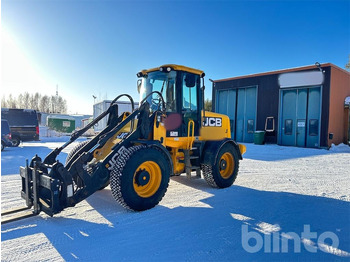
140;71;177;112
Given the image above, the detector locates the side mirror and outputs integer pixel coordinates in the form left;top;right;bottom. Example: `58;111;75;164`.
137;79;142;93
185;74;196;88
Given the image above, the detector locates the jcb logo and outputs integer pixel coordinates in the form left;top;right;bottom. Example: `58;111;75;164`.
203;117;222;127
117;132;129;139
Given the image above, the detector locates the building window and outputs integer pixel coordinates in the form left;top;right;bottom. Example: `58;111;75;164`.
265;116;275;132
309;119;319;136
247;119;254;133
285;119;293;135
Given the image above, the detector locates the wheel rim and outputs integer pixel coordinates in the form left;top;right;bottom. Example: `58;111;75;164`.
133;161;161;198
219;152;234;179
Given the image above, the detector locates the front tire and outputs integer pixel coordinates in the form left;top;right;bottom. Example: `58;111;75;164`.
202;143;239;188
66;140;110;190
110;145;171;211
65;140;90;164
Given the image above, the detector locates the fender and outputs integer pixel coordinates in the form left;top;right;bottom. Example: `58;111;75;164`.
201;138;243;166
132;140;174;177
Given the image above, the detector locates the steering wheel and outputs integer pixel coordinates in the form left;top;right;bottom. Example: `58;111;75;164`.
140;91;166;113
151;96;162;111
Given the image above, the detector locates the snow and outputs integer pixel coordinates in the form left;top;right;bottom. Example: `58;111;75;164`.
39;125;72;138
1;140;350;261
329;143;350;153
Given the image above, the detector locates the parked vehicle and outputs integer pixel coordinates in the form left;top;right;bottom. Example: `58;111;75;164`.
1;119;12;151
1;108;39;146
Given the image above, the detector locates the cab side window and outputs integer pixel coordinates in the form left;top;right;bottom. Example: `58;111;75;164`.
182;73;198;112
166;79;176;112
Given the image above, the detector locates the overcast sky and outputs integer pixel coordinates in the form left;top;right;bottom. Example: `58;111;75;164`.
2;0;349;114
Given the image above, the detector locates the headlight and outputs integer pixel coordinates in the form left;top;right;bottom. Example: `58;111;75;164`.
159;66;172;73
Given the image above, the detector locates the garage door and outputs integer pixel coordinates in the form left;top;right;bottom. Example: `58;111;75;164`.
280;86;321;147
216;86;257;142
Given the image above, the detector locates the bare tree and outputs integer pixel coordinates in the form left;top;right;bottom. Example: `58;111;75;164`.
23;92;30;109
346;55;350;72
17;94;24;108
2;92;68;113
7;94;17;108
56;96;67;113
1;96;8;108
29;94;36;109
50;95;58;113
39;95;50;113
33;93;41;111
204;99;212;112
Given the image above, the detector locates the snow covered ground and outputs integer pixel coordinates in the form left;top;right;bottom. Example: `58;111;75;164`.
1;138;350;261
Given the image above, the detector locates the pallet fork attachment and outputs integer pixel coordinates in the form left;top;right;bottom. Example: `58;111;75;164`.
1;162;41;224
2;155;66;224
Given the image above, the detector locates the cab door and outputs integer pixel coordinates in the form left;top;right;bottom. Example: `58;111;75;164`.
180;72;201;137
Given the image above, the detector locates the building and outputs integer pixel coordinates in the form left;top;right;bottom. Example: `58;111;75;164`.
93;100;139;132
39;113;92;129
212;63;350;148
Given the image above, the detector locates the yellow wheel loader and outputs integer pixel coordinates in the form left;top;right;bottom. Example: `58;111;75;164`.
2;65;246;223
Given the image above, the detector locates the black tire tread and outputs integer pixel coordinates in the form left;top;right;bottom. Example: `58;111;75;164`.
66;139;110;190
201;164;218;188
201;143;240;188
11;136;20;147
110;145;171;211
65;140;90;164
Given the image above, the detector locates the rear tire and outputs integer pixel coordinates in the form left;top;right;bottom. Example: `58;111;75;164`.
201;143;239;188
11;136;20;147
110;145;171;211
1;141;5;151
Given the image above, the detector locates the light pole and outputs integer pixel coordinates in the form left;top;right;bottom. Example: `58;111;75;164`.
92;95;97;105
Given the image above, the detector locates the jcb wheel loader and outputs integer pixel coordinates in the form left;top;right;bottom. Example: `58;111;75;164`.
2;65;246;224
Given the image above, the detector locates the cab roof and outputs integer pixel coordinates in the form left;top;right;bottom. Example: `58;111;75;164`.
139;64;204;76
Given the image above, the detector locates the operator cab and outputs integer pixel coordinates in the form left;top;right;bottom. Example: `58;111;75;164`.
137;65;205;137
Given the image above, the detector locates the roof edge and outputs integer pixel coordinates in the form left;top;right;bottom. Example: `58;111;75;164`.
213;63;349;83
140;64;204;76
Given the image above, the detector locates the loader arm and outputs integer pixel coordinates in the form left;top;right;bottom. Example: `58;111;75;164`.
9;95;163;221
44;94;135;165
